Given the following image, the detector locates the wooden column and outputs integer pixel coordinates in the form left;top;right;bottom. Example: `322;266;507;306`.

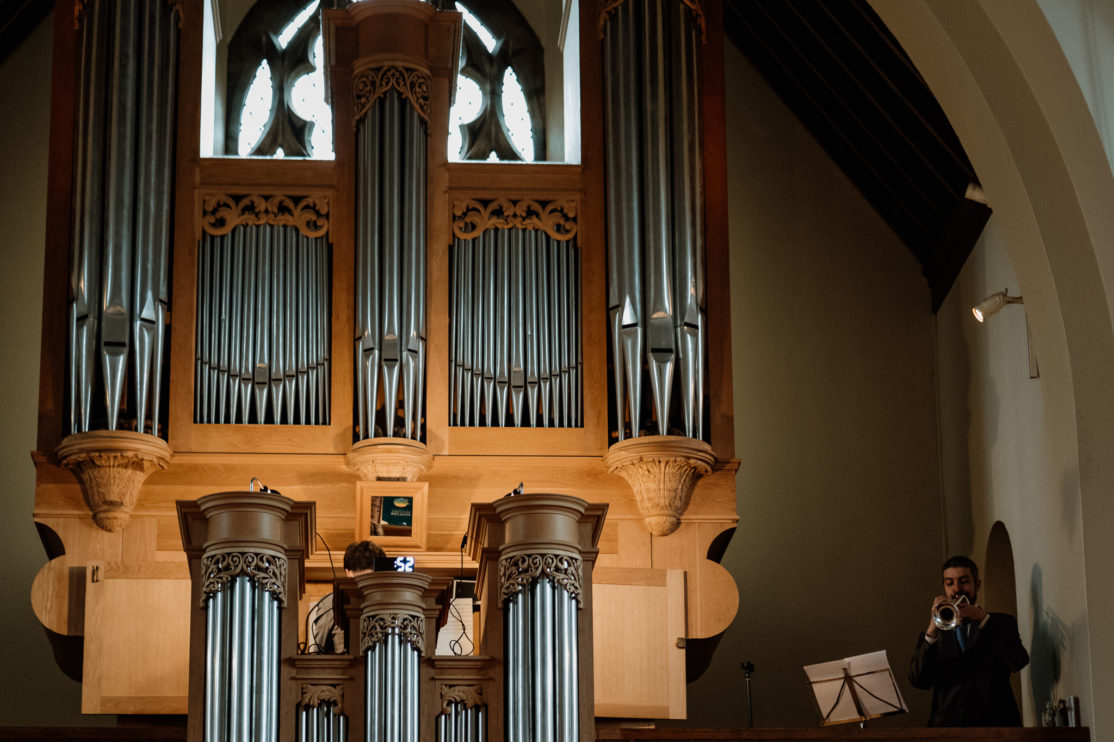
177;492;314;742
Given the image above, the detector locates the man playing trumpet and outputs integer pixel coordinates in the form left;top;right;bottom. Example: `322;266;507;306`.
908;555;1029;726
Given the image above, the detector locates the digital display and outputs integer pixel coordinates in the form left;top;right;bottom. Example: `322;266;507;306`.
394;556;415;572
373;555;415;573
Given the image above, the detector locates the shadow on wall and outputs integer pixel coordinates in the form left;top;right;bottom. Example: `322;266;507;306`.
1029;562;1068;713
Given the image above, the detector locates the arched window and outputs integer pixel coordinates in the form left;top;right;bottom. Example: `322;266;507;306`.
447;0;546;162
207;0;338;159
204;0;551;162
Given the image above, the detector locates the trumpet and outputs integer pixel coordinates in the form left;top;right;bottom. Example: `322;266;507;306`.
932;594;970;631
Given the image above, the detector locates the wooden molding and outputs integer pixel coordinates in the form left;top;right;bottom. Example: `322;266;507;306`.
604;435;715;536
346;437;433;482
55;431;172;532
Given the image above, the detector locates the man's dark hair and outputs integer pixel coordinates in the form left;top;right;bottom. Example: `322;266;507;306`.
941;555;979;582
344;540;386;572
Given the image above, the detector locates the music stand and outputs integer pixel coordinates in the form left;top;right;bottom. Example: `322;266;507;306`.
804;650;907;727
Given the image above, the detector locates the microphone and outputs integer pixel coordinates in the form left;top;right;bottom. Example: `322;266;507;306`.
249;477;283;496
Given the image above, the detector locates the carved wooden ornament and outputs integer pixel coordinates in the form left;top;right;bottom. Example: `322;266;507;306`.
360;613;426;655
347;437;433;482
201;194;330;239
604;435;716;536
55;430;172;532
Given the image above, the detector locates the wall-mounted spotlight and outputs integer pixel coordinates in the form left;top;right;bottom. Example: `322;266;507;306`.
972;290;1023;322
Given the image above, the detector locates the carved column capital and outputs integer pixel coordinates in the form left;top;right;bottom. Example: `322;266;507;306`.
56;430;172;532
360;613;426;655
499;552;583;607
200;550;288;608
604;435;715;536
347;437;433;482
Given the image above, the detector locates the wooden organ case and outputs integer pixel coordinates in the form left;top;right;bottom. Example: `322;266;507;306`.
29;0;737;736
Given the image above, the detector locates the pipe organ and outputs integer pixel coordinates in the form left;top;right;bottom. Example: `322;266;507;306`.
31;0;739;735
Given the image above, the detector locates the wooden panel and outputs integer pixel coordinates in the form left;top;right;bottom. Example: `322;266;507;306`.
610;730;1091;741
593;568;686;719
81;562;191;715
651;520;739;639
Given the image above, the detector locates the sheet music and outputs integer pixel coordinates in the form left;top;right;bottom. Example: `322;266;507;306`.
804;649;906;724
848;650;907;715
803;659;860;723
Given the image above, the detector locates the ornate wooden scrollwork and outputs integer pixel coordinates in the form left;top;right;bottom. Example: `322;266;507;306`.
598;0;706;42
360;613;426;655
499;553;583;606
353;64;432;127
440;684;484;714
452;198;578;242
201;194;330;239
200;551;289;607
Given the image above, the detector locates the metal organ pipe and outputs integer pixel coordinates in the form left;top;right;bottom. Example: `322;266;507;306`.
195;226;331;425
448;221;581;428
603;0;707;441
202;569;282;742
501;557;581;742
354;81;428;441
68;0;179;436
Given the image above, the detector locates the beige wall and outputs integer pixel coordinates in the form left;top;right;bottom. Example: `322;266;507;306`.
674;40;944;728
0;12;108;727
936;219;1091;723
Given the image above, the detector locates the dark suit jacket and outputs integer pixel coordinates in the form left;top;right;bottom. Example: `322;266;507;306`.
908;612;1029;726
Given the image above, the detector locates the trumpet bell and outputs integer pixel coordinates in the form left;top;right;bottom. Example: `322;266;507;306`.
932;594;969;631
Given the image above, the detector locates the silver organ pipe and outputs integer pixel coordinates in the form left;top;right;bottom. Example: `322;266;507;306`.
355;80;428;442
449;210;581;428
435;700;486;742
603;0;707;441
297;697;346;742
194;220;331;425
356;571;430;742
201;557;285;742
68;0;179;436
501;555;581;742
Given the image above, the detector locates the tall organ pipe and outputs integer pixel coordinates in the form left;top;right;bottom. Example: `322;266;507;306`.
357;572;429;742
603;0;707;441
202;572;282;742
502;558;581;742
68;0;179;436
355;83;427;441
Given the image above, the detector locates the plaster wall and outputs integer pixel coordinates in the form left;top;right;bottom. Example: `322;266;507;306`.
936;222;1091;724
676;39;944;728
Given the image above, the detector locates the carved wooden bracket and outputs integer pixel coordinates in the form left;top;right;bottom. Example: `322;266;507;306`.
300;684;343;713
604;435;715;536
55;431;172;532
347;437;433;482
